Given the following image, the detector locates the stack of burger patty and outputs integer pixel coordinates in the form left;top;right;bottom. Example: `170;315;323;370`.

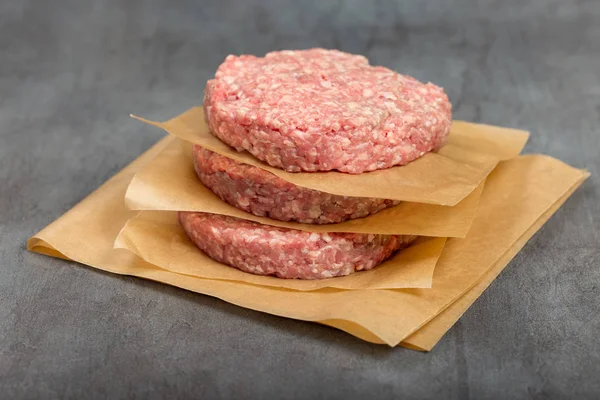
180;49;452;280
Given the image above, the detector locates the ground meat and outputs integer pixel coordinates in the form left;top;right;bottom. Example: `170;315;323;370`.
204;48;452;174
179;212;417;280
193;146;400;224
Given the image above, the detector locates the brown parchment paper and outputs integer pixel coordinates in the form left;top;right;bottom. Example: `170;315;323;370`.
27;136;589;348
401;179;581;350
125;138;483;237
131;108;529;205
115;211;446;290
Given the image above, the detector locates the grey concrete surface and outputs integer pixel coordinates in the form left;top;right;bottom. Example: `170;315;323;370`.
1;0;599;399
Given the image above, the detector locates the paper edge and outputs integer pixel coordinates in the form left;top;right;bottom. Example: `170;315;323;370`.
398;171;590;350
122;137;484;237
114;216;447;292
131;111;509;206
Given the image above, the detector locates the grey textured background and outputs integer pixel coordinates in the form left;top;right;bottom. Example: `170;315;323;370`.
1;0;599;399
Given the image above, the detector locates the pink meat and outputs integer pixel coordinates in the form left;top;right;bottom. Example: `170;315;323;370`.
204;48;452;174
193;146;400;224
179;212;417;280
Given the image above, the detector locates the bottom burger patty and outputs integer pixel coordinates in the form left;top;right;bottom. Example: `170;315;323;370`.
179;212;417;280
193;146;400;224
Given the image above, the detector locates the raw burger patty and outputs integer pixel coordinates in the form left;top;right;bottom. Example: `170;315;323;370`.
193;146;400;224
179;212;417;280
204;48;452;174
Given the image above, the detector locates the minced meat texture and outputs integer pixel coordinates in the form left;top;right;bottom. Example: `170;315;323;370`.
179;212;417;280
204;48;452;174
193;146;400;224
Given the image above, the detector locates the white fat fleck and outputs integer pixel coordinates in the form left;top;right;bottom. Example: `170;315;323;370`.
308;205;322;219
237;197;250;207
384;102;399;112
403;115;416;124
340;137;351;147
354;117;367;126
321;270;334;278
293;130;309;139
308;250;321;259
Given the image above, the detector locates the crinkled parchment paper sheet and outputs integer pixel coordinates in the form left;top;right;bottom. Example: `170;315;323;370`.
28;137;588;348
131;107;529;205
356;175;586;350
115;211;446;290
125;138;482;237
